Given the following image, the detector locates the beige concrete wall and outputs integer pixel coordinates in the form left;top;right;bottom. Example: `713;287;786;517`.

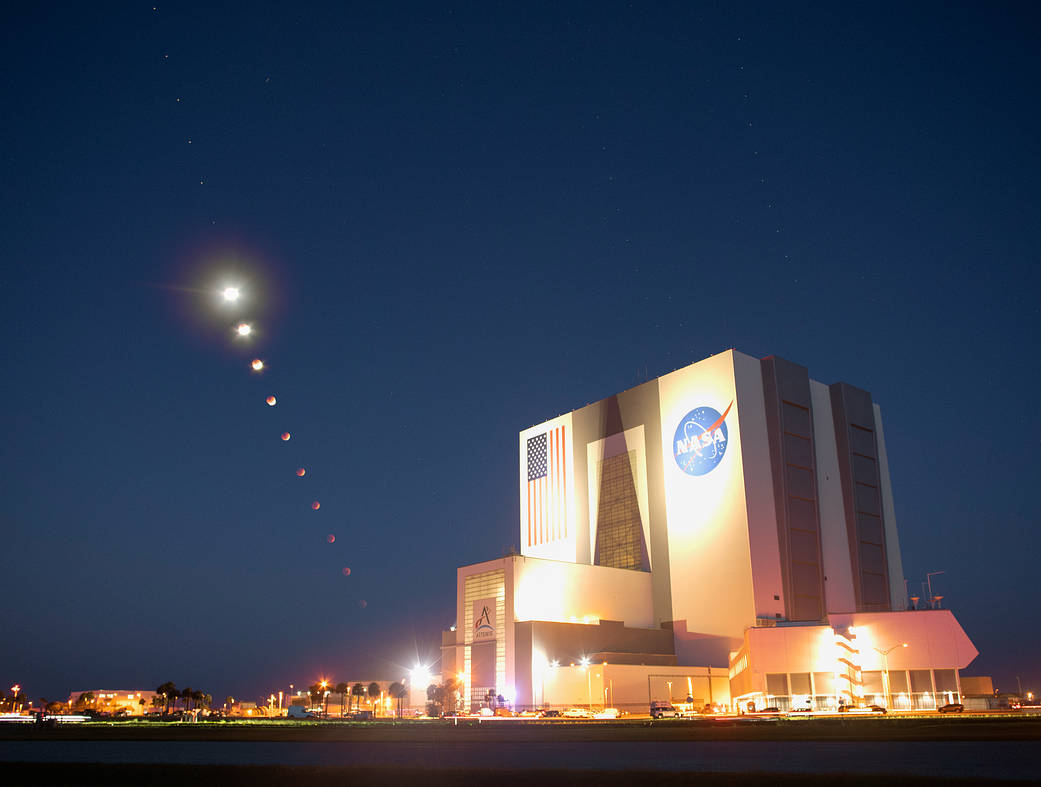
540;663;730;712
658;350;756;640
873;403;906;612
810;379;857;614
512;555;655;628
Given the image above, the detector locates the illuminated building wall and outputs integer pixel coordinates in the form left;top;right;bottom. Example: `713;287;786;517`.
68;690;157;714
518;350;907;658
727;610;977;711
452;555;659;708
444;349;976;710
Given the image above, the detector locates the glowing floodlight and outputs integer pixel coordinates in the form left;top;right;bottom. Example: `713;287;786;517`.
265;395;276;406
222;286;240;302
236;323;252;336
251;359;264;371
280;432;290;441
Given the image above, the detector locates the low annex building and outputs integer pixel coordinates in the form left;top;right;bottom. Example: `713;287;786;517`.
442;350;978;712
68;690;157;714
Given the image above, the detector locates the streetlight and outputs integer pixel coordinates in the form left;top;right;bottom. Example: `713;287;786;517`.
874;643;908;709
579;657;591;710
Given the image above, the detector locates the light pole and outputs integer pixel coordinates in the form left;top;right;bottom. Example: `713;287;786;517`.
580;657;591;710
926;571;945;609
874;643;908;709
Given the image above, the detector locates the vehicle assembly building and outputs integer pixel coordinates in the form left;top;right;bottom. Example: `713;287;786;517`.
442;350;977;712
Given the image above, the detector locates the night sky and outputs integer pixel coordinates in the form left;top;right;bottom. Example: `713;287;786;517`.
3;2;1039;704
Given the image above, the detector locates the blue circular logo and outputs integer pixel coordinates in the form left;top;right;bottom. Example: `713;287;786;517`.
673;403;731;476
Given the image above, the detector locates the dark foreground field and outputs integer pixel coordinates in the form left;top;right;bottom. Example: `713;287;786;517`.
3;714;1040;741
3;763;1038;787
3;718;1040;785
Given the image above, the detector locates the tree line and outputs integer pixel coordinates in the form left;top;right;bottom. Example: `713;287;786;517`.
153;682;213;714
307;681;408;715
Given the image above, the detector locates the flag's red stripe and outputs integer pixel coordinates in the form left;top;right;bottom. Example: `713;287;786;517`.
554;426;561;542
551;428;557;542
527;479;532;547
561;425;567;540
545;472;553;545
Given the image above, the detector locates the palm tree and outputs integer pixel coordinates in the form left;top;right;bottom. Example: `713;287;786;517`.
308;683;324;709
192;690;207;711
151;695;165;712
441;676;459;715
334;683;349;716
180;686;194;713
367;682;381;715
388;682;407;718
156;682;177;714
77;691;96;711
351;683;365;713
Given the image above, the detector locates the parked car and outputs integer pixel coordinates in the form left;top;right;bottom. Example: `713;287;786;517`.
649;701;678;719
286;706;316;719
540;709;561;718
868;705;888;714
593;708;619;719
938;703;964;713
563;707;591;718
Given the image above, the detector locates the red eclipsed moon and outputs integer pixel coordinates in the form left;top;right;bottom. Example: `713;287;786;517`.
358;599;367;608
251;359;264;371
266;395;276;406
326;534;335;543
280;432;290;441
311;501;320;510
296;467;305;477
342;567;351;576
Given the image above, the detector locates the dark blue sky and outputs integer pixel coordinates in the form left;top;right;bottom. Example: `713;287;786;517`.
3;2;1038;703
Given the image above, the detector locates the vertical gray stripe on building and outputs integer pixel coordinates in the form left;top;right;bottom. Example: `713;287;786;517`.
761;356;826;622
829;382;891;612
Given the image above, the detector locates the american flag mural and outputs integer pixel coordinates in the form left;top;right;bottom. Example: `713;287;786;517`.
527;425;567;547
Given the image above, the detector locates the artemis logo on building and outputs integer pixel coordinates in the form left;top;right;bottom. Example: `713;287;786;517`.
473;599;495;640
673;401;733;476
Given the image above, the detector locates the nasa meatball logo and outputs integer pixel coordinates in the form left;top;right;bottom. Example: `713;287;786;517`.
673;401;733;476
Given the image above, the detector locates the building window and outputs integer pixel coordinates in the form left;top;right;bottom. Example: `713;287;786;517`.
594;451;647;571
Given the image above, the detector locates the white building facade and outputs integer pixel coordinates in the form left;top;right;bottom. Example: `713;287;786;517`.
444;350;977;712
